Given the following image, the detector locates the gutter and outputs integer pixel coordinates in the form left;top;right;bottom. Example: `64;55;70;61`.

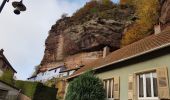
67;43;170;80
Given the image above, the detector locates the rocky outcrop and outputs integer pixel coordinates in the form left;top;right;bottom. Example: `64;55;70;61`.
160;0;170;29
40;1;134;69
41;18;124;67
160;0;170;23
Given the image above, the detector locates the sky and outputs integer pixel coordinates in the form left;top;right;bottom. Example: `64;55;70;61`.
0;0;119;80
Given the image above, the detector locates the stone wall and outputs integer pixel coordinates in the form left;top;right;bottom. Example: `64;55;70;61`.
64;51;103;69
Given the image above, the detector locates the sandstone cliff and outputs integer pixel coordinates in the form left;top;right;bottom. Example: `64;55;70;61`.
160;0;170;29
39;0;169;70
40;1;134;69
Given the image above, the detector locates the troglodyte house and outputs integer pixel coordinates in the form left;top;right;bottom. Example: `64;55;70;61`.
67;28;170;100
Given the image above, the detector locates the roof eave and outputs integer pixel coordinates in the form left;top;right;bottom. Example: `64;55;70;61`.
67;43;170;80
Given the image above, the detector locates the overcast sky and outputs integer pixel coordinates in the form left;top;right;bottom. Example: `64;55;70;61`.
0;0;119;80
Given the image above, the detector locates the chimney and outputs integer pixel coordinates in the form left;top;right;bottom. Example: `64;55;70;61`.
154;23;161;34
0;49;4;54
103;46;110;58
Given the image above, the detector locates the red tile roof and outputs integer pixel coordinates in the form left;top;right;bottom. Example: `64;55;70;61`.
67;29;170;80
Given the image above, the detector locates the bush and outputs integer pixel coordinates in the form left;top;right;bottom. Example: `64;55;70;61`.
15;80;57;100
65;71;105;100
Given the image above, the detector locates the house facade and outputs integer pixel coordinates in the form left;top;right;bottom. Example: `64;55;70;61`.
0;80;20;100
67;29;170;100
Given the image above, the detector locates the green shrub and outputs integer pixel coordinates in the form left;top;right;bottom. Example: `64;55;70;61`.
65;71;105;100
0;70;14;85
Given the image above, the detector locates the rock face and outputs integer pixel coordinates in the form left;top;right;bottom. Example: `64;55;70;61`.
39;1;134;69
41;18;124;67
38;0;170;71
160;0;170;29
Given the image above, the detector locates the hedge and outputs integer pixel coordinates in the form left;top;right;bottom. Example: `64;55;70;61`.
15;80;57;100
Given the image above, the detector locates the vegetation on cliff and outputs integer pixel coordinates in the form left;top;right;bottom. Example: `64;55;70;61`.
121;0;160;46
71;0;115;24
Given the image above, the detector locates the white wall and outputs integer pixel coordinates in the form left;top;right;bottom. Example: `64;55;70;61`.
0;70;3;77
28;67;62;82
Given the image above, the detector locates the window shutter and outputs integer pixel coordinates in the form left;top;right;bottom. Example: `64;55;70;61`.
128;74;133;100
114;76;120;100
156;67;170;99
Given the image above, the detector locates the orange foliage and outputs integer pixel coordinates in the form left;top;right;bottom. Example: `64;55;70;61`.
120;0;128;5
121;0;160;46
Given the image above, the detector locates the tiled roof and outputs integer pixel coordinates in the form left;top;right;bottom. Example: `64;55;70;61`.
67;29;170;80
0;50;17;73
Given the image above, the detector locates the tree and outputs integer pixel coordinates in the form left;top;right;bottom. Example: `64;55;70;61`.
65;71;106;100
30;65;41;77
61;13;68;19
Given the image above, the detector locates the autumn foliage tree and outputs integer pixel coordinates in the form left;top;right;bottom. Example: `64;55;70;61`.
121;0;160;46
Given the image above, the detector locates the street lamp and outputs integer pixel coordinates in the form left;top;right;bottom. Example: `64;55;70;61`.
0;0;26;15
12;0;26;15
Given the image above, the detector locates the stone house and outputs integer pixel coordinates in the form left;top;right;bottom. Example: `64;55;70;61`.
67;28;170;100
0;80;20;100
0;49;17;77
0;49;20;100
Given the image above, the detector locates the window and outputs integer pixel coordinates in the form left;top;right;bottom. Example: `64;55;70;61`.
137;72;158;100
0;89;8;100
103;79;114;100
